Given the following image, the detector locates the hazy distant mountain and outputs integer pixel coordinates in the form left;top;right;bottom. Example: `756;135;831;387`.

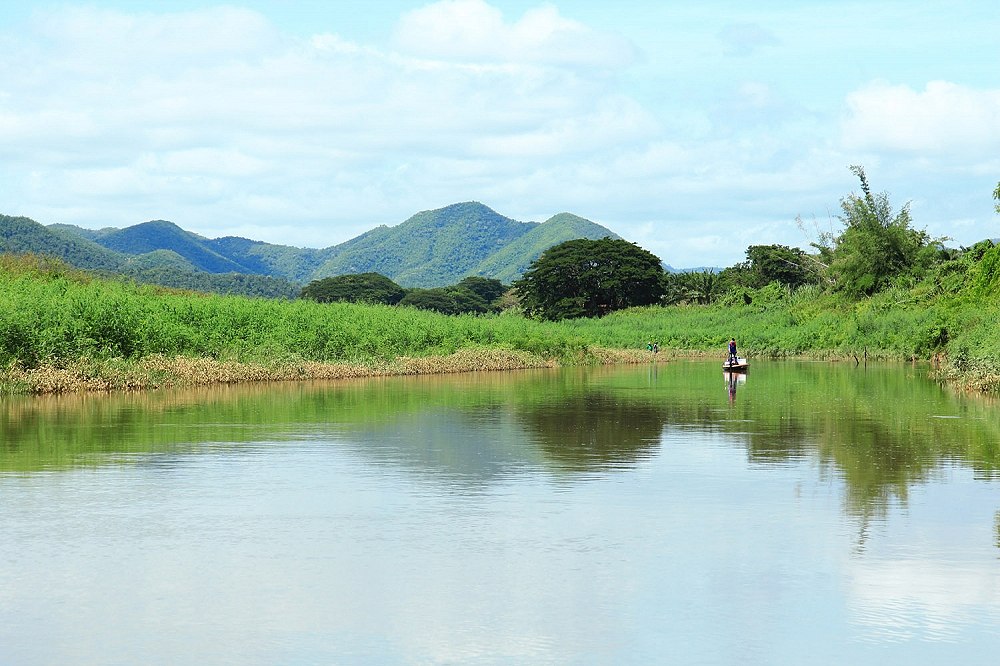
205;236;333;284
3;202;624;294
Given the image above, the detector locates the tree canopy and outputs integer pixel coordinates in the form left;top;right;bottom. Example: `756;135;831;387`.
300;272;405;305
816;165;932;297
744;244;813;289
454;276;506;304
514;237;665;320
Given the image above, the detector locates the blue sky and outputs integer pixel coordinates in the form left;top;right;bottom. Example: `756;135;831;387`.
1;0;997;267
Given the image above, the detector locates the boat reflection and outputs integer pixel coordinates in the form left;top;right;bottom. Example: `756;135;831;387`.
724;369;746;404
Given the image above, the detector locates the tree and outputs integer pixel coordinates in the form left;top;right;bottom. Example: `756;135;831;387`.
513;238;665;320
994;182;1000;214
744;244;812;289
822;165;931;297
300;272;405;304
685;270;720;304
399;287;462;314
455;276;506;305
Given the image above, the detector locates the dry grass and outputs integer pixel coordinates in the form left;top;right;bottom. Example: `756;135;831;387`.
0;346;664;394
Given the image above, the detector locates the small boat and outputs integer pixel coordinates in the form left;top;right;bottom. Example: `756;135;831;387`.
723;357;748;372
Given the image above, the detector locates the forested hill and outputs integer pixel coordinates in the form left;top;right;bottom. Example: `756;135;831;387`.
470;212;622;284
0;215;125;272
310;202;617;287
8;202;622;291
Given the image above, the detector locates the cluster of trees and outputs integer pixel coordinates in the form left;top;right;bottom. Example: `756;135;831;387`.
506;167;1000;320
662;166;973;310
301;169;1000;322
300;273;508;315
126;266;302;299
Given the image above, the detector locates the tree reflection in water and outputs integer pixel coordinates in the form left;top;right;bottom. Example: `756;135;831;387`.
3;362;1000;524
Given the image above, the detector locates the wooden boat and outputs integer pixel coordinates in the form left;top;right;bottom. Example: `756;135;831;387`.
723;357;748;372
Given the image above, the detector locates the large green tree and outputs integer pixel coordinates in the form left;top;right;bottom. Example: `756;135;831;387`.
513;237;665;320
822;165;932;297
398;288;460;313
300;272;405;305
744;244;812;288
455;276;506;305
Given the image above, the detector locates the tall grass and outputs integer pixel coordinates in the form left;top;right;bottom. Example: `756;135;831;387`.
4;253;1000;393
0;256;604;372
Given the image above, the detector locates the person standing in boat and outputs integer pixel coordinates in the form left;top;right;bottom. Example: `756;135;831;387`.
728;338;737;364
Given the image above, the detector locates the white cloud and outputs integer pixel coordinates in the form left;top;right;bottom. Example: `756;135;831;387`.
0;3;652;247
842;80;1000;157
1;2;995;267
850;558;1000;641
717;22;779;57
392;0;635;67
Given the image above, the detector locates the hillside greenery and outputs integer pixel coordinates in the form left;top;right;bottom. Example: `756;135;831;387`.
38;202;619;290
310;202;535;287
3;172;1000;394
125;266;301;299
469;212;622;284
0;214;125;272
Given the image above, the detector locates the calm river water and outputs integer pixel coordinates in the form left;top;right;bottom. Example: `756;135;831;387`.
2;360;999;665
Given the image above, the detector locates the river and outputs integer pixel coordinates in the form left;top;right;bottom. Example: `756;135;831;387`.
1;360;999;664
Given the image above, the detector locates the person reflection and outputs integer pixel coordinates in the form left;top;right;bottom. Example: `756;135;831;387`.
725;370;745;404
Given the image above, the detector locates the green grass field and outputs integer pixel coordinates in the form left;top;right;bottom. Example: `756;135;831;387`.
3;254;1000;393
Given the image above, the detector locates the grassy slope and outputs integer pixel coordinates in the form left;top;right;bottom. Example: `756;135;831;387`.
3;250;1000;393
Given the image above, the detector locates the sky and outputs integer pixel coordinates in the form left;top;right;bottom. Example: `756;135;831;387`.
1;0;998;268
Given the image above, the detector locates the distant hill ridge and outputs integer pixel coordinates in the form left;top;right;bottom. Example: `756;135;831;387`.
7;202;623;289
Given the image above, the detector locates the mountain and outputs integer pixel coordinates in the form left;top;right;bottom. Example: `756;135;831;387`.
310;202;537;287
206;236;333;284
0;214;125;272
470;212;621;284
98;220;254;274
3;202;625;294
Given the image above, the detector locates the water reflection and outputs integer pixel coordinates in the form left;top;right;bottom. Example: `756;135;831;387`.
517;391;665;471
724;369;745;404
3;362;1000;662
3;362;1000;518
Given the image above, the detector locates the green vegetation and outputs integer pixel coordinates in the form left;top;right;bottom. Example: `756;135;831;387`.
20;202;621;293
514;238;665;320
301;273;507;314
127;266;301;299
3;170;1000;394
301;272;406;305
397;276;508;315
0;254;651;393
0;214;125;272
815;165;938;297
470;212;622;284
312;202;535;287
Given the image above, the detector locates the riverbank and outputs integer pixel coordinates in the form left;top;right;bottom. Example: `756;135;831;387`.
0;346;659;394
2;254;995;395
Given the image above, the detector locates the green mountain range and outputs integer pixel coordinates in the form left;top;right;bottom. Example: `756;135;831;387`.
1;202;621;294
